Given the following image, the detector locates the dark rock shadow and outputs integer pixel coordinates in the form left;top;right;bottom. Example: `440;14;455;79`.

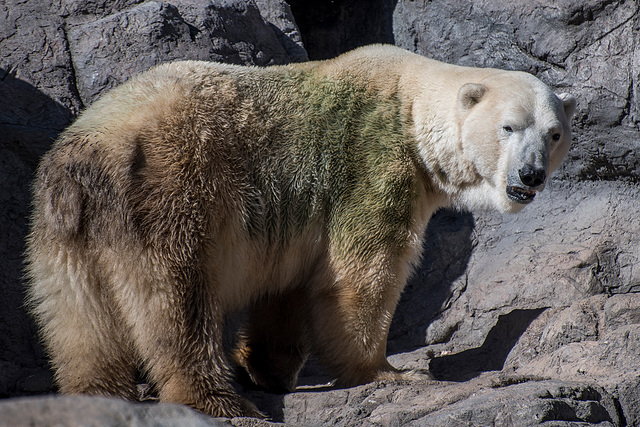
265;23;309;63
0;68;71;160
0;68;71;397
429;308;546;382
288;0;397;60
387;208;476;355
233;382;286;422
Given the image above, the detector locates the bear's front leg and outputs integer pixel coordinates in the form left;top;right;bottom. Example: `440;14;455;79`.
307;255;413;387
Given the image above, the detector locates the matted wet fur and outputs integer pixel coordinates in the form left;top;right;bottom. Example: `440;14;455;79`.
25;45;576;417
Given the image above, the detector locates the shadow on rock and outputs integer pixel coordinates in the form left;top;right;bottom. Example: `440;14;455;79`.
0;67;71;156
0;68;70;397
388;208;476;354
430;308;546;382
288;0;397;60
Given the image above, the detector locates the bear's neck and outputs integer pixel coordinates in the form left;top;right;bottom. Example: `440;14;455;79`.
397;60;488;204
288;51;485;207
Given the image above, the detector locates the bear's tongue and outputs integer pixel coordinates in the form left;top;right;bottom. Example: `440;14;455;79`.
506;186;536;204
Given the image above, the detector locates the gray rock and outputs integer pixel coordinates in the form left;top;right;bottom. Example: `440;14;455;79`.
0;395;232;427
0;378;626;426
511;323;640;392
254;0;308;62
615;377;640;427
277;376;622;426
406;180;640;359
604;294;640;329
410;381;620;427
563;127;640;184
67;1;201;104
68;0;304;104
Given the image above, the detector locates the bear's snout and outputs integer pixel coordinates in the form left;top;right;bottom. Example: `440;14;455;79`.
506;164;547;205
518;165;546;188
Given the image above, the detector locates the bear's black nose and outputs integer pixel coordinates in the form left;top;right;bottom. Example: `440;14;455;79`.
519;165;546;188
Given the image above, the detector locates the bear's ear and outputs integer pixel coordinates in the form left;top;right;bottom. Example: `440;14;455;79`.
457;83;487;113
558;93;576;120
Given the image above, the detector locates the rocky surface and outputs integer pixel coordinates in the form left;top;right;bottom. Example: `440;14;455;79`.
1;0;639;426
0;395;231;427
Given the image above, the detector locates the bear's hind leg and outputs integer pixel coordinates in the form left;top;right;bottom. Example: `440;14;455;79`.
117;260;262;418
233;287;310;393
53;335;139;401
27;247;139;400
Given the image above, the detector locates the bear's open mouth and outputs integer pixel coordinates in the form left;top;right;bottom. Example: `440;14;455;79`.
506;186;537;204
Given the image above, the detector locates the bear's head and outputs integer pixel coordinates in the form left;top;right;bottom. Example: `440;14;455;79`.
455;71;576;213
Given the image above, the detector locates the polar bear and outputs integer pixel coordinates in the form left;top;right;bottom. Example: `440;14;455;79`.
26;44;575;418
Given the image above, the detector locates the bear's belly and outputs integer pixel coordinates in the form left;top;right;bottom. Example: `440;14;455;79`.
209;223;327;311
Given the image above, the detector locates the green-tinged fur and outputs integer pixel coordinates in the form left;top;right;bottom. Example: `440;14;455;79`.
38;63;421;265
210;69;419;259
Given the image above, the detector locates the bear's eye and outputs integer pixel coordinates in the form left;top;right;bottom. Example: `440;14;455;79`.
503;126;513;133
552;133;561;141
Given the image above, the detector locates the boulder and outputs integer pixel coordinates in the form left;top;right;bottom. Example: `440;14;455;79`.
67;0;306;104
0;395;233;427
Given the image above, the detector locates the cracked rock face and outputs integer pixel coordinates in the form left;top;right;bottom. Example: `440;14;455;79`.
1;0;640;426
